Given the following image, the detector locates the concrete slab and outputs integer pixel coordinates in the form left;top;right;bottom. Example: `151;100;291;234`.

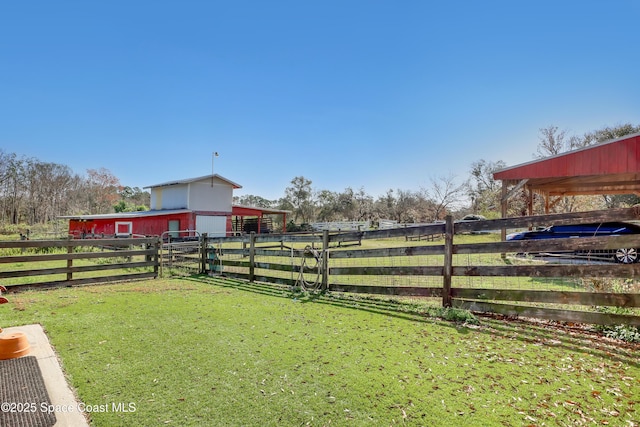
2;325;89;427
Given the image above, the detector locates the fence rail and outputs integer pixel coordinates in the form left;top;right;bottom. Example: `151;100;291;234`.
0;237;159;291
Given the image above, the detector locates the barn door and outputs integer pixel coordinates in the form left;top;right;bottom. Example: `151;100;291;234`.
168;220;180;239
196;216;226;237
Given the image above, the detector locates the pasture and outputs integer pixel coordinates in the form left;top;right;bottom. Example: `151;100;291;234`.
2;277;638;426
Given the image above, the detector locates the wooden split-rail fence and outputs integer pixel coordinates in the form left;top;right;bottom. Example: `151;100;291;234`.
0;237;159;292
206;206;640;327
2;207;640;326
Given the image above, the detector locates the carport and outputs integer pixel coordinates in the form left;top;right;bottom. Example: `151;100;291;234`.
493;132;640;218
231;205;289;234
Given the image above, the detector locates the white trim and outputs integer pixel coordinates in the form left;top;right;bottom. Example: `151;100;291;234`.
115;221;133;236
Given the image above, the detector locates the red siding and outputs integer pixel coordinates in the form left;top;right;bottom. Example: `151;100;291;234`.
69;213;195;238
495;135;640;180
69;211;234;238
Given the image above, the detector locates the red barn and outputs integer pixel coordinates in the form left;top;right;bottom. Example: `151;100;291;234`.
63;174;287;238
65;209;224;239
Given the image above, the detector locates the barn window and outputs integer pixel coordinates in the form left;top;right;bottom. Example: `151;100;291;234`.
115;221;133;236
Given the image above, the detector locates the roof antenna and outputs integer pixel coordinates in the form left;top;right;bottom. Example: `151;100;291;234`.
211;151;219;186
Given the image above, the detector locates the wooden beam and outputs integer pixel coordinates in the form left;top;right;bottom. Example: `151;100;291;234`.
329;284;442;297
500;179;529;202
454;300;640;327
451;288;640;308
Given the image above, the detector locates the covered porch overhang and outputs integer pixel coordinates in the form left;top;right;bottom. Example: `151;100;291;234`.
499;172;640;215
231;205;289;234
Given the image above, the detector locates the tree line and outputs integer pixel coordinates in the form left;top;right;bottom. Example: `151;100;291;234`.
2;123;638;233
0;151;149;229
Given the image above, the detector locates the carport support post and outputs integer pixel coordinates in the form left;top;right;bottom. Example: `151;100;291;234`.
249;231;256;282
442;215;453;307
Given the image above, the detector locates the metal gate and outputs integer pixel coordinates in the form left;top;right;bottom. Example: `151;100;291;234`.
160;230;202;276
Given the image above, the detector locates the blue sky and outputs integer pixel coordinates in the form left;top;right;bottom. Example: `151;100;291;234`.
1;1;638;201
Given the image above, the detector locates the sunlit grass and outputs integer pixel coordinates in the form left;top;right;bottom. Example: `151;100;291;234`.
2;277;638;426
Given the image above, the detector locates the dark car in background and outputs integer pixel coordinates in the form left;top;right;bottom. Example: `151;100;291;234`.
506;221;640;264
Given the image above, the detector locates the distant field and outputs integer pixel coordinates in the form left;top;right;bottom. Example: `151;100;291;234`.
2;277;638;426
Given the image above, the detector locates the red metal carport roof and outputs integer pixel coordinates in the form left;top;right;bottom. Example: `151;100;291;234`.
493;133;640;196
232;205;290;216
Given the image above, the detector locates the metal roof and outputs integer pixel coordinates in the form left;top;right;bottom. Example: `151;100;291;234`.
493;132;640;196
143;174;242;189
232;204;291;215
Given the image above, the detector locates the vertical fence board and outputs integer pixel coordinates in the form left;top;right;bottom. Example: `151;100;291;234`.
249;232;256;282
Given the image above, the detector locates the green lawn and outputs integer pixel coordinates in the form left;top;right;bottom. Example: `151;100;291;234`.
2;277;639;426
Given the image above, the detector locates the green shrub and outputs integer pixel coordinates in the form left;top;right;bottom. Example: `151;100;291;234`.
599;324;640;342
440;307;479;324
594;306;640;343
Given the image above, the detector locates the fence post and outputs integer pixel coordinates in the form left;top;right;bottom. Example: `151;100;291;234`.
200;233;208;274
442;215;454;307
66;238;73;282
249;232;256;282
322;229;329;291
153;238;160;278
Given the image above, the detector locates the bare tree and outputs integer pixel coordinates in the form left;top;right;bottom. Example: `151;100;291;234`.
1;154;25;224
424;173;465;221
536;125;570;158
24;160;74;223
84;168;122;214
0;150;12;187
